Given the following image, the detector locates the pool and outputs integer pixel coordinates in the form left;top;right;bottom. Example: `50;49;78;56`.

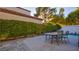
68;35;79;47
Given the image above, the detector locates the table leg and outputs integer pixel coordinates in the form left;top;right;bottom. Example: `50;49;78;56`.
45;34;48;41
55;36;60;45
50;35;54;44
49;35;51;40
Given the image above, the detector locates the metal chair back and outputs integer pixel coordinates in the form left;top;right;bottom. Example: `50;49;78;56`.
57;30;63;38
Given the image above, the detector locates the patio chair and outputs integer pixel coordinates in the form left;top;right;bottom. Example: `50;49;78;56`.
50;30;64;45
56;30;69;44
56;30;64;42
45;33;52;41
74;32;77;35
78;33;79;47
62;31;69;43
50;34;58;44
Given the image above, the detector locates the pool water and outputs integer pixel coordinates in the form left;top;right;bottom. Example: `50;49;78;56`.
68;35;79;47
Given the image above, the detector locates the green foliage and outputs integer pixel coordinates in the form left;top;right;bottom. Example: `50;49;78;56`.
55;24;61;29
34;7;57;23
43;23;61;32
59;8;64;18
43;23;54;32
49;8;66;26
66;9;79;25
34;7;79;26
0;19;61;41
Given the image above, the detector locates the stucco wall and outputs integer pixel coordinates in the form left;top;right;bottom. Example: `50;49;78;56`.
60;26;79;33
0;7;31;15
0;12;42;24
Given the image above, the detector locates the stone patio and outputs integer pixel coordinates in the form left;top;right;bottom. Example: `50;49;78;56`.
0;35;79;51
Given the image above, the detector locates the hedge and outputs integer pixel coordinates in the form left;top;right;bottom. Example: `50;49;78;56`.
0;19;61;41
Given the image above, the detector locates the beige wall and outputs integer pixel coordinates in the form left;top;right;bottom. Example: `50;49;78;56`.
0;7;31;15
0;12;42;24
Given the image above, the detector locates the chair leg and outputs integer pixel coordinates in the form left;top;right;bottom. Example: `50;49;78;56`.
55;38;60;45
50;39;53;44
45;35;48;41
67;38;70;43
64;38;70;44
51;36;55;44
58;37;63;44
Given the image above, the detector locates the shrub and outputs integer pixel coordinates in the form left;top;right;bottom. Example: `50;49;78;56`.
52;24;61;31
0;19;61;41
43;23;61;32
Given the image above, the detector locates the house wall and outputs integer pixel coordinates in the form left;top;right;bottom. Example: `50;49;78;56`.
0;12;42;24
60;26;79;33
0;7;31;15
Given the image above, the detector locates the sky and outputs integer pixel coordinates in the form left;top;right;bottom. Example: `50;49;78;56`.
24;7;76;17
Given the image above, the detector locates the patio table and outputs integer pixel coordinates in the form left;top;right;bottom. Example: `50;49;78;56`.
45;32;58;41
45;32;60;44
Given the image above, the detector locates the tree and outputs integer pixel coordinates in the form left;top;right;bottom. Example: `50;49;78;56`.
59;8;64;18
34;7;57;23
50;8;65;26
66;8;79;25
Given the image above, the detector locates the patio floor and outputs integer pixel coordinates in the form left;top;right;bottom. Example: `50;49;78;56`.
0;35;79;51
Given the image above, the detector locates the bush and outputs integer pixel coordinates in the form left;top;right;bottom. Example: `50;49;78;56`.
43;23;61;32
0;19;61;41
52;24;61;31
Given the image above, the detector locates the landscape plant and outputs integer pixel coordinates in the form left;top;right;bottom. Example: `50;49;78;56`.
0;19;61;41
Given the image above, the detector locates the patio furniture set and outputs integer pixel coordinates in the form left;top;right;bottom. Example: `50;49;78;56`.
45;30;79;47
45;31;70;45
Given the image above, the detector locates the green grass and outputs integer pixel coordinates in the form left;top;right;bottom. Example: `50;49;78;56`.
0;19;61;41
